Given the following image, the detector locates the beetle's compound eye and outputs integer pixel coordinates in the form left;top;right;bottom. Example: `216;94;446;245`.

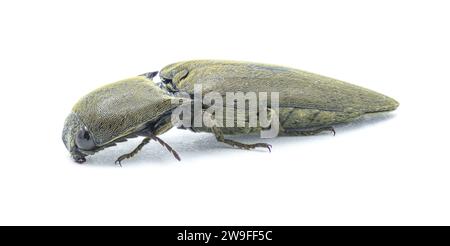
75;127;96;150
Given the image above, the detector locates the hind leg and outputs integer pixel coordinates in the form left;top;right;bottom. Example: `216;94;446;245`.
282;126;336;136
199;110;272;152
210;125;272;152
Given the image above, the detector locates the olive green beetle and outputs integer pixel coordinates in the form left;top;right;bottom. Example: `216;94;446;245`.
62;60;399;164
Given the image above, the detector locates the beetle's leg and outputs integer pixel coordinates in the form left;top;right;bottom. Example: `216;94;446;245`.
210;126;272;152
283;126;336;136
115;137;151;166
115;134;181;165
201;110;272;152
149;135;181;161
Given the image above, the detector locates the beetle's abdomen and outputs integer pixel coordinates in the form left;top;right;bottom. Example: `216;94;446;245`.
161;60;399;114
277;107;360;134
188;107;362;136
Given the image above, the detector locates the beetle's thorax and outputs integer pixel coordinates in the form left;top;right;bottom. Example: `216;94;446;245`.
72;77;178;146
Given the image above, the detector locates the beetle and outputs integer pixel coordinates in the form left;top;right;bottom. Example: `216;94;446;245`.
62;60;399;164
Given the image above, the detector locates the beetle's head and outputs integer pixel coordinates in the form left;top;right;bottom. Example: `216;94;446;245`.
62;112;92;163
62;76;179;163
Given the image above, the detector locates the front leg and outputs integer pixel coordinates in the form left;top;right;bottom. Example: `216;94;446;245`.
115;137;151;166
115;131;180;165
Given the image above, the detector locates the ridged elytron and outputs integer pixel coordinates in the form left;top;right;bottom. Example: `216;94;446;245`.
62;60;399;164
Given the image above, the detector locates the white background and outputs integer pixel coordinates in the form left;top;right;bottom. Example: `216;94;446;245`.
0;0;449;225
